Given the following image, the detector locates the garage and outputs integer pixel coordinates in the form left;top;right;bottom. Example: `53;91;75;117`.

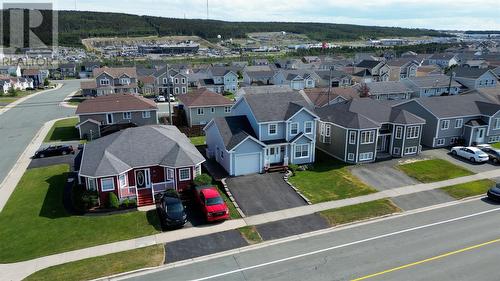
234;153;261;176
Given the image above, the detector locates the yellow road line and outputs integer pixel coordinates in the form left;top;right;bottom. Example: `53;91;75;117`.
351;237;500;281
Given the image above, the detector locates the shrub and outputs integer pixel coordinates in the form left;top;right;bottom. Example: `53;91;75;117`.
121;198;130;208
288;164;299;175
128;198;137;207
194;173;212;186
108;193;120;209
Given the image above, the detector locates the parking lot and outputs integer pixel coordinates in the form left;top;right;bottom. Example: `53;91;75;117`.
226;173;307;216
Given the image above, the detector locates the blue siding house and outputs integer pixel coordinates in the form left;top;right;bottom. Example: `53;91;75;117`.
204;86;319;176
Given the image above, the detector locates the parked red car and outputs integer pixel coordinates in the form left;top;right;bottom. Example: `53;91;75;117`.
193;186;229;222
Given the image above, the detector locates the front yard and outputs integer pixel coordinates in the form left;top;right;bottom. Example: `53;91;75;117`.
25;245;164;281
288;151;377;203
44;117;80;142
320;199;401;226
0;164;161;263
440;179;496;199
492;142;500;149
397;159;474;183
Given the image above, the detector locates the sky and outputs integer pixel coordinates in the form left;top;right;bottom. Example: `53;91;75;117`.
21;0;500;30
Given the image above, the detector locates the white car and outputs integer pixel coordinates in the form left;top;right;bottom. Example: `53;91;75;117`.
450;146;489;163
155;95;166;103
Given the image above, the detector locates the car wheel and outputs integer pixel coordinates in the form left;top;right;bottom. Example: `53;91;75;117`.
470;157;475;163
39;154;45;158
494;158;499;164
451;150;457;156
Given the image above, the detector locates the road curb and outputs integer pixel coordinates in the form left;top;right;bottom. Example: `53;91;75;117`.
220;178;246;218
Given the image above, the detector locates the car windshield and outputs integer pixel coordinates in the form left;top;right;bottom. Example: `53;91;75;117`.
165;201;183;213
206;196;224;206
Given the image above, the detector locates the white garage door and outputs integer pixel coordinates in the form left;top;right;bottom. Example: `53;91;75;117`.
234;153;261;176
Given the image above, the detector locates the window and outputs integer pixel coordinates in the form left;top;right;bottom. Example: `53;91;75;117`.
404;146;418;155
142;111;151;118
101;178;115;192
268;124;277;135
175;87;180;94
393;147;401;155
106;113;114;124
167;168;174;180
320;123;331;144
290;123;298;135
181;78;186;84
197;108;204;115
86;178;97;191
179;168;191;181
441;120;450;130
211;107;215;113
305;121;313;134
360;131;375;144
100;78;110;86
182;87;187;94
495;118;500;130
175;78;179;84
450;137;460;145
195;165;202;176
359;152;373;161
489;136;500;143
120;78;130;85
349;131;357;144
224;106;231;113
347;153;355;161
162;77;169;85
436;138;445;146
395;126;403;139
119;174;127;188
123;112;131;120
455;119;463;128
295;144;309;158
406;126;420;139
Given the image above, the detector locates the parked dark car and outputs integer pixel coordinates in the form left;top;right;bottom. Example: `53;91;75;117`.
477;145;500;164
487;184;500;202
34;145;74;158
157;191;187;228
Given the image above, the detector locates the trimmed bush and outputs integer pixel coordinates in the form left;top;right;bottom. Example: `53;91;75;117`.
194;173;212;186
108;193;120;209
121;198;130;208
288;164;299;175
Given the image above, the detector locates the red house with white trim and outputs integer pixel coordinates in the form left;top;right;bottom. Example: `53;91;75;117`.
78;125;206;206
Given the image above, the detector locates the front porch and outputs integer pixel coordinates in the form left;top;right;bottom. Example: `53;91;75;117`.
264;144;289;173
118;181;175;206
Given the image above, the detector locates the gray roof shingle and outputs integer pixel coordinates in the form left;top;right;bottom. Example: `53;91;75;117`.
411;93;500;118
214;116;259;150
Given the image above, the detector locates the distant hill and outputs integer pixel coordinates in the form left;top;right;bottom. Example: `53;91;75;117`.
2;10;450;47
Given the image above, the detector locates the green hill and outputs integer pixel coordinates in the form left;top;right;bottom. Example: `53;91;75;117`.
2;10;450;47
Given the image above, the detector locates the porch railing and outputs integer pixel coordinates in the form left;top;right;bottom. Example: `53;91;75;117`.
152;181;175;194
119;186;137;198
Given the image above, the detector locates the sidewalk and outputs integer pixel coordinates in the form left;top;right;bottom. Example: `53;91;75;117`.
2;168;500;280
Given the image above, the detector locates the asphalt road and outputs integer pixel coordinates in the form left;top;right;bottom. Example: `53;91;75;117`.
0;80;79;184
125;198;500;281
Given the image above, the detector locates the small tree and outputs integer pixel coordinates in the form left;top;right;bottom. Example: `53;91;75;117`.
357;83;370;98
108;193;120;209
43;78;50;87
194;173;212;186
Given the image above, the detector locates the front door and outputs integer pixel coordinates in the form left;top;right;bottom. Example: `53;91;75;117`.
476;128;486;144
377;136;389;152
268;146;281;164
135;169;151;189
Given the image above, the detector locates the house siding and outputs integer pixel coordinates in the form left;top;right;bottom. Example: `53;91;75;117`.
231;99;259;137
187;106;231;127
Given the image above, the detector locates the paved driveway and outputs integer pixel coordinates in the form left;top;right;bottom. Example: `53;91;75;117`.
350;161;421;191
422;148;499;174
0;80;79;184
226;173;306;216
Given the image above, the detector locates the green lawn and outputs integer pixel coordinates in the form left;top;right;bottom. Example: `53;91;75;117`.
320;199;401;226
216;183;241;219
441;179;496;199
0;90;37;104
397;159;474;183
25;245;164;281
288;151;377;203
67;98;86;106
0;164;161;263
492;143;500;149
44;117;80;142
238;226;262;244
189;136;206;146
223;93;236;100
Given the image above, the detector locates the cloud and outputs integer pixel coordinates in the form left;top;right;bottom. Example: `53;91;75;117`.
54;0;500;30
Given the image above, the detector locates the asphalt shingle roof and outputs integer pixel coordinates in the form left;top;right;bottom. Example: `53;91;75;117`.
453;67;493;79
412;93;500;118
75;94;157;115
356;60;382;69
213;116;259;150
177;88;233;107
79;125;205;177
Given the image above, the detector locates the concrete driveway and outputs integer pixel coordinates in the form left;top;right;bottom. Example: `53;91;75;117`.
350;161;421;191
422;148;499;174
226;173;307;216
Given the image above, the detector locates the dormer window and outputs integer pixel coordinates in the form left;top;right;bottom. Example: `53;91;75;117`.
100;78;110;86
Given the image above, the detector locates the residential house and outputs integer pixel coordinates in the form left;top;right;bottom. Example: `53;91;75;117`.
393;94;500;147
302;56;321;64
204;86;319;176
416;65;442;77
79;61;101;78
452;67;498;90
314;70;352;87
315;99;425;163
92;67;139;96
81;81;97;96
75;94;158;140
426;53;459;68
0;65;21;77
301;87;359;108
354;60;391;82
275;59;304;70
22;69;43;87
252;58;270;66
59;63;77;78
0;79;11;94
242;65;276;86
138;75;156;95
359;81;413;100
201;66;238;94
177;88;234;127
78;125;205;207
386;58;419;80
7;77;33;91
272;70;317;90
402;74;461;97
153;66;189;96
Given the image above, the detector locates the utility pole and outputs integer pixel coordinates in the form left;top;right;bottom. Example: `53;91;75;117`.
166;65;173;125
447;71;456;95
327;66;333;106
